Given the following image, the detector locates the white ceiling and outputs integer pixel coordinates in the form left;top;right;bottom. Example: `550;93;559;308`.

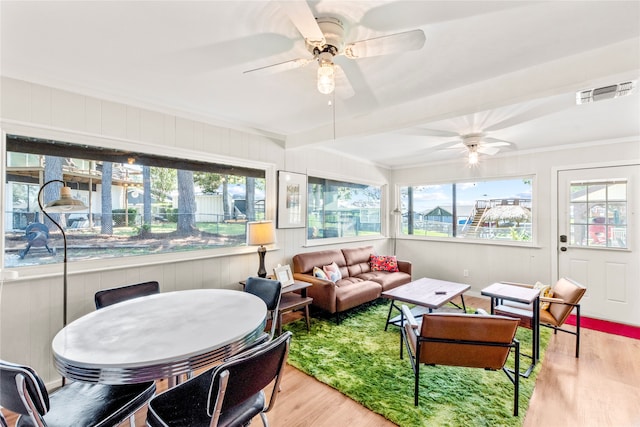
2;1;639;169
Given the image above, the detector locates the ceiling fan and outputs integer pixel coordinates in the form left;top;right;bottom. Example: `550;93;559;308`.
439;133;513;165
243;2;426;96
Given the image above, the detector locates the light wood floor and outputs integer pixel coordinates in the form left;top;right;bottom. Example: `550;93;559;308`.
3;296;639;426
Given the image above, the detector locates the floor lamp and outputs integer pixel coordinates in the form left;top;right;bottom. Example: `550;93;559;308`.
38;180;87;327
246;220;276;278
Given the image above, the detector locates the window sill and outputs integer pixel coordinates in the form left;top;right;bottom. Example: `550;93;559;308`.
397;234;540;249
6;244;279;282
303;235;385;248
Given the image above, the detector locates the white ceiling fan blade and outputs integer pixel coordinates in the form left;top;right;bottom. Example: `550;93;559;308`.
477;146;501;156
243;58;312;75
344;29;426;59
482;140;511;148
276;1;325;47
483;137;512;146
483;95;572;132
440;142;466;150
334;64;355;99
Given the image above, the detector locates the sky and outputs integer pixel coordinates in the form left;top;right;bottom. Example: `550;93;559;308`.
403;179;533;213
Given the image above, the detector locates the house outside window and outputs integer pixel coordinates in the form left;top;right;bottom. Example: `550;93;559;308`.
4;135;267;268
399;177;534;243
307;176;381;240
569;180;627;248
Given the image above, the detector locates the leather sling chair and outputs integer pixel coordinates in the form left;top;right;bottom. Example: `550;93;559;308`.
400;306;521;416
494;277;586;357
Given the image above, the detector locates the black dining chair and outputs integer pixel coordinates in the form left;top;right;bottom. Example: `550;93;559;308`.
0;359;156;427
244;277;282;339
146;331;292;427
94;281;160;309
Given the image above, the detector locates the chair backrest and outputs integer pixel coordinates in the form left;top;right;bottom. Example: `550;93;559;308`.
0;360;50;421
416;313;519;370
207;331;292;424
548;277;587;325
94;281;160;309
244;277;282;337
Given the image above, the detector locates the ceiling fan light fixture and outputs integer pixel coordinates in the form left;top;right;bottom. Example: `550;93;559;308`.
468;146;479;165
317;60;335;95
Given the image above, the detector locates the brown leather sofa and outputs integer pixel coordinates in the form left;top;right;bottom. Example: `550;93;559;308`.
292;246;412;317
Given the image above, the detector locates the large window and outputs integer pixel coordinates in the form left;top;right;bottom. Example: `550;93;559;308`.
400;177;533;242
307;176;381;240
4;135;267;268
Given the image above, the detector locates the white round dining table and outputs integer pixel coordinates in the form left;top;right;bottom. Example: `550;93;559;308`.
52;289;267;384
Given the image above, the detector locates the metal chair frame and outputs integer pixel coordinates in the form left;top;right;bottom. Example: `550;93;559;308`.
147;331;292;427
94;281;160;309
400;307;521;416
244;277;282;339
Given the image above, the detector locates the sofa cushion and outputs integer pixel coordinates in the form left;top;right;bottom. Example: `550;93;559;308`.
293;249;346;275
369;255;399;272
323;262;343;282
313;266;329;280
335;281;382;312
356;271;412;291
343;246;374;277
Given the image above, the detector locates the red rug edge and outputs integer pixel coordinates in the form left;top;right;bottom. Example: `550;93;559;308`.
565;314;640;340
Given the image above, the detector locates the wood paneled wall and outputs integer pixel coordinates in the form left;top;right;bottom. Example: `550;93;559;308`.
0;76;389;385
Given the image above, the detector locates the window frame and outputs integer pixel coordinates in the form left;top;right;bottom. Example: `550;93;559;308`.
395;175;537;247
1;127;277;274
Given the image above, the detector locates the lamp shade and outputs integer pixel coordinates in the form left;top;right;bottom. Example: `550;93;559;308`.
247;221;276;246
45;186;87;212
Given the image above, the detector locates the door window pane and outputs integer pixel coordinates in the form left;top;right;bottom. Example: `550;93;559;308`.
569;180;627;248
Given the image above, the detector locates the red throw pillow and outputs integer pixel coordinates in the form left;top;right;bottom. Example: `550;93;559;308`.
370;255;399;272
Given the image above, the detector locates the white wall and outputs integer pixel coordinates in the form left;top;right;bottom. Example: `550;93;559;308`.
0;77;390;384
392;139;640;294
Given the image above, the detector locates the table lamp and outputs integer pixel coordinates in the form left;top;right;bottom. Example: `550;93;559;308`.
38;180;87;327
246;221;276;278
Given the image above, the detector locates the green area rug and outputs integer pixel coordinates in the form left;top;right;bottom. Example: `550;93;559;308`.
283;301;551;427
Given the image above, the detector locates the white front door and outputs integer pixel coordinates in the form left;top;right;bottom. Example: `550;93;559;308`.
557;164;640;326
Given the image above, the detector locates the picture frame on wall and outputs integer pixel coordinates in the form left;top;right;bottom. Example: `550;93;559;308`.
273;264;295;287
277;170;307;229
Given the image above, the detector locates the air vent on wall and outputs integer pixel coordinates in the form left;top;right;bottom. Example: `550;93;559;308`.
576;81;635;104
